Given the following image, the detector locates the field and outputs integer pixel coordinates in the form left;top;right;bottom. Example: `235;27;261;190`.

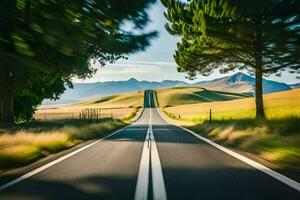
35;91;144;120
0;91;144;172
161;88;300;121
157;88;300;170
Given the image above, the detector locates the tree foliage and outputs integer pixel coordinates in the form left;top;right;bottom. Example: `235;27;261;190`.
0;0;157;122
162;0;300;118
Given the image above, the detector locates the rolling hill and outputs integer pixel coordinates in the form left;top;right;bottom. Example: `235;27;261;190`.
156;86;251;107
193;72;291;94
43;72;292;105
160;88;300;121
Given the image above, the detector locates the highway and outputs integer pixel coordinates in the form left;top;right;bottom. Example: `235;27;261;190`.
0;90;299;199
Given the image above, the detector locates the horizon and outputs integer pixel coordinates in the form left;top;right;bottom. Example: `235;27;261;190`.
73;71;299;85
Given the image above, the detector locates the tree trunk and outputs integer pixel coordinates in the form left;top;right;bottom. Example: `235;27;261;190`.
255;56;265;119
0;83;14;123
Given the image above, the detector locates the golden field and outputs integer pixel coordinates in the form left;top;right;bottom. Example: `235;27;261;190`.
35;91;144;120
162;88;300;121
0;91;144;172
157;88;300;170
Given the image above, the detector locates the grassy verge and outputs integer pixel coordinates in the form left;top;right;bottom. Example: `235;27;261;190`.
0;119;125;171
159;89;300;171
187;118;300;171
0;108;142;172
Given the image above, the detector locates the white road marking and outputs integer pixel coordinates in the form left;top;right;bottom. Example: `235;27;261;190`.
156;107;300;192
0;126;129;192
149;120;167;200
149;91;167;200
135;91;167;200
134;125;150;200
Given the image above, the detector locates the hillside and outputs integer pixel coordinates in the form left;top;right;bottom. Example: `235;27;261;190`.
161;88;300;121
36;91;144;120
43;72;291;105
194;72;291;94
157;86;252;107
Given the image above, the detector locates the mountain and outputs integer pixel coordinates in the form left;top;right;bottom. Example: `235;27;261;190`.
290;83;300;89
193;72;291;94
42;73;291;105
42;78;188;105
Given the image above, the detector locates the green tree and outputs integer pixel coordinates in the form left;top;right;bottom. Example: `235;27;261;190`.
162;0;300;118
0;0;157;122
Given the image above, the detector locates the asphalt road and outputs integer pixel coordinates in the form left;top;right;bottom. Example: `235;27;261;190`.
0;90;299;200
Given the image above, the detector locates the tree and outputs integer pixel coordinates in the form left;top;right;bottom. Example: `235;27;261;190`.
0;0;157;122
162;0;300;118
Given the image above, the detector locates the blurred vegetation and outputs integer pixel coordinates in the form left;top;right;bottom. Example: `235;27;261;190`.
0;0;157;123
0;106;142;171
0;118;124;171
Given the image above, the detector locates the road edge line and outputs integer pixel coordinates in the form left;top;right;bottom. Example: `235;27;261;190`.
0;122;135;192
156;107;300;192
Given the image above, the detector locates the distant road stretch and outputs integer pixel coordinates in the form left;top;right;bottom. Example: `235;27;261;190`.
0;90;299;200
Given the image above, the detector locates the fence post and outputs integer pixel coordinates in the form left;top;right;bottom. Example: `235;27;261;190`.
209;109;212;124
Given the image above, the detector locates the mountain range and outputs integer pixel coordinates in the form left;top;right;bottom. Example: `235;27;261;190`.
43;72;295;105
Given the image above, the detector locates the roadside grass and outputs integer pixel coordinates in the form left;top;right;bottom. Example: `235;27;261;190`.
159;89;300;170
189;118;300;170
0;108;140;171
0;91;144;172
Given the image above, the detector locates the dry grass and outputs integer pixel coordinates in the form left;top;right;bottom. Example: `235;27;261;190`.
189;118;300;170
0;107;141;171
163;89;300;122
159;88;300;170
35;91;144;120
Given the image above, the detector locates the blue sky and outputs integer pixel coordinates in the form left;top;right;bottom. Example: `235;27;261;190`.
75;1;299;84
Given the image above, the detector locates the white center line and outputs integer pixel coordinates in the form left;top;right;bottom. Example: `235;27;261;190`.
149;108;167;200
134;124;150;200
134;91;167;200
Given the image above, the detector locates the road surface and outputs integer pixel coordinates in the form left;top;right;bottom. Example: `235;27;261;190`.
0;90;299;199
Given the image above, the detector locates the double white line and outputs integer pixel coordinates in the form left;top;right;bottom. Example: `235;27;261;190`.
134;93;167;200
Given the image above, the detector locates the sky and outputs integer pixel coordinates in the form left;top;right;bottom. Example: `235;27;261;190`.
74;1;299;84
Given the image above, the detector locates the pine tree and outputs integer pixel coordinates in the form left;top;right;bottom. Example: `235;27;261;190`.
162;0;300;118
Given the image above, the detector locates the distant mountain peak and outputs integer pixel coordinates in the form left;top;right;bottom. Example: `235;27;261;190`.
127;78;138;82
227;72;254;84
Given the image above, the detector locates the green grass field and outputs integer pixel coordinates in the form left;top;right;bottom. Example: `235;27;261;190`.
158;88;300;170
157;86;251;107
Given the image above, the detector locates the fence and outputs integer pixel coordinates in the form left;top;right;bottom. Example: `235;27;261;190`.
34;107;135;121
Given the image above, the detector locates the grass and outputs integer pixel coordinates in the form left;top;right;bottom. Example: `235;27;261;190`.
158;88;300;170
157;86;251;107
189;118;300;170
0;107;141;171
36;91;144;120
162;88;300;122
0;119;124;170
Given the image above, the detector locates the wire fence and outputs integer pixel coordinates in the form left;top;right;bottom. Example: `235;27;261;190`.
34;107;135;121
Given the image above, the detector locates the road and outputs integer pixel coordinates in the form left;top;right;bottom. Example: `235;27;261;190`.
0;90;299;199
